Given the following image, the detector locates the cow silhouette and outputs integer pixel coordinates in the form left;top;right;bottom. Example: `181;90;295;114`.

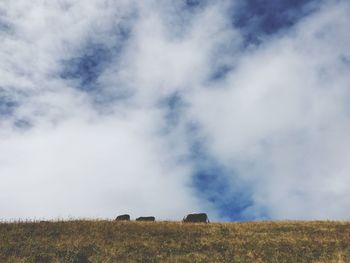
136;216;155;222
115;214;130;221
183;213;209;223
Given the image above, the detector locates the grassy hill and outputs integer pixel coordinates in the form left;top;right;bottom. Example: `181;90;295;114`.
1;220;350;262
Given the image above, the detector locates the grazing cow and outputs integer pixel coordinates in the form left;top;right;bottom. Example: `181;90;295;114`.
183;213;209;223
136;216;155;222
115;214;130;221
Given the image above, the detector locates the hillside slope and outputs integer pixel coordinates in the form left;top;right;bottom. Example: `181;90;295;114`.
0;220;349;262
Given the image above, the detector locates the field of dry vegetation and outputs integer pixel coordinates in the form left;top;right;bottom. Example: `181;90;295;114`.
0;220;350;262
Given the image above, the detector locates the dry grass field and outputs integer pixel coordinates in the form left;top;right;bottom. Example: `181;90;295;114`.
0;220;350;262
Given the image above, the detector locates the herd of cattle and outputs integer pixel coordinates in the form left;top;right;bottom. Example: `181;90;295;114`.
115;213;210;223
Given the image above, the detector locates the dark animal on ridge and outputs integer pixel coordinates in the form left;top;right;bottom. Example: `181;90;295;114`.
115;214;130;221
183;213;209;223
136;216;155;222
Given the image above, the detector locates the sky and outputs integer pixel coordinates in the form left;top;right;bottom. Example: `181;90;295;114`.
1;0;350;221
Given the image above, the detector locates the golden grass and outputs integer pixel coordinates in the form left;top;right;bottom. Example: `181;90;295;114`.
1;220;350;262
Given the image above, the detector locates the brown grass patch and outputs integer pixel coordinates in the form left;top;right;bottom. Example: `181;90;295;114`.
1;220;349;262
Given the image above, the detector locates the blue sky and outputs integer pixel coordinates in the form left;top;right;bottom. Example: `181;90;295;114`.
1;0;350;221
233;0;319;34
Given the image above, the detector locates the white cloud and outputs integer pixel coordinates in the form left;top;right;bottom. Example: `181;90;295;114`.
188;0;350;219
0;112;204;219
1;0;350;220
0;0;216;220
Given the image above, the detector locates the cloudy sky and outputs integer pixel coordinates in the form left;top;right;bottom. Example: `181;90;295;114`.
1;0;350;221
